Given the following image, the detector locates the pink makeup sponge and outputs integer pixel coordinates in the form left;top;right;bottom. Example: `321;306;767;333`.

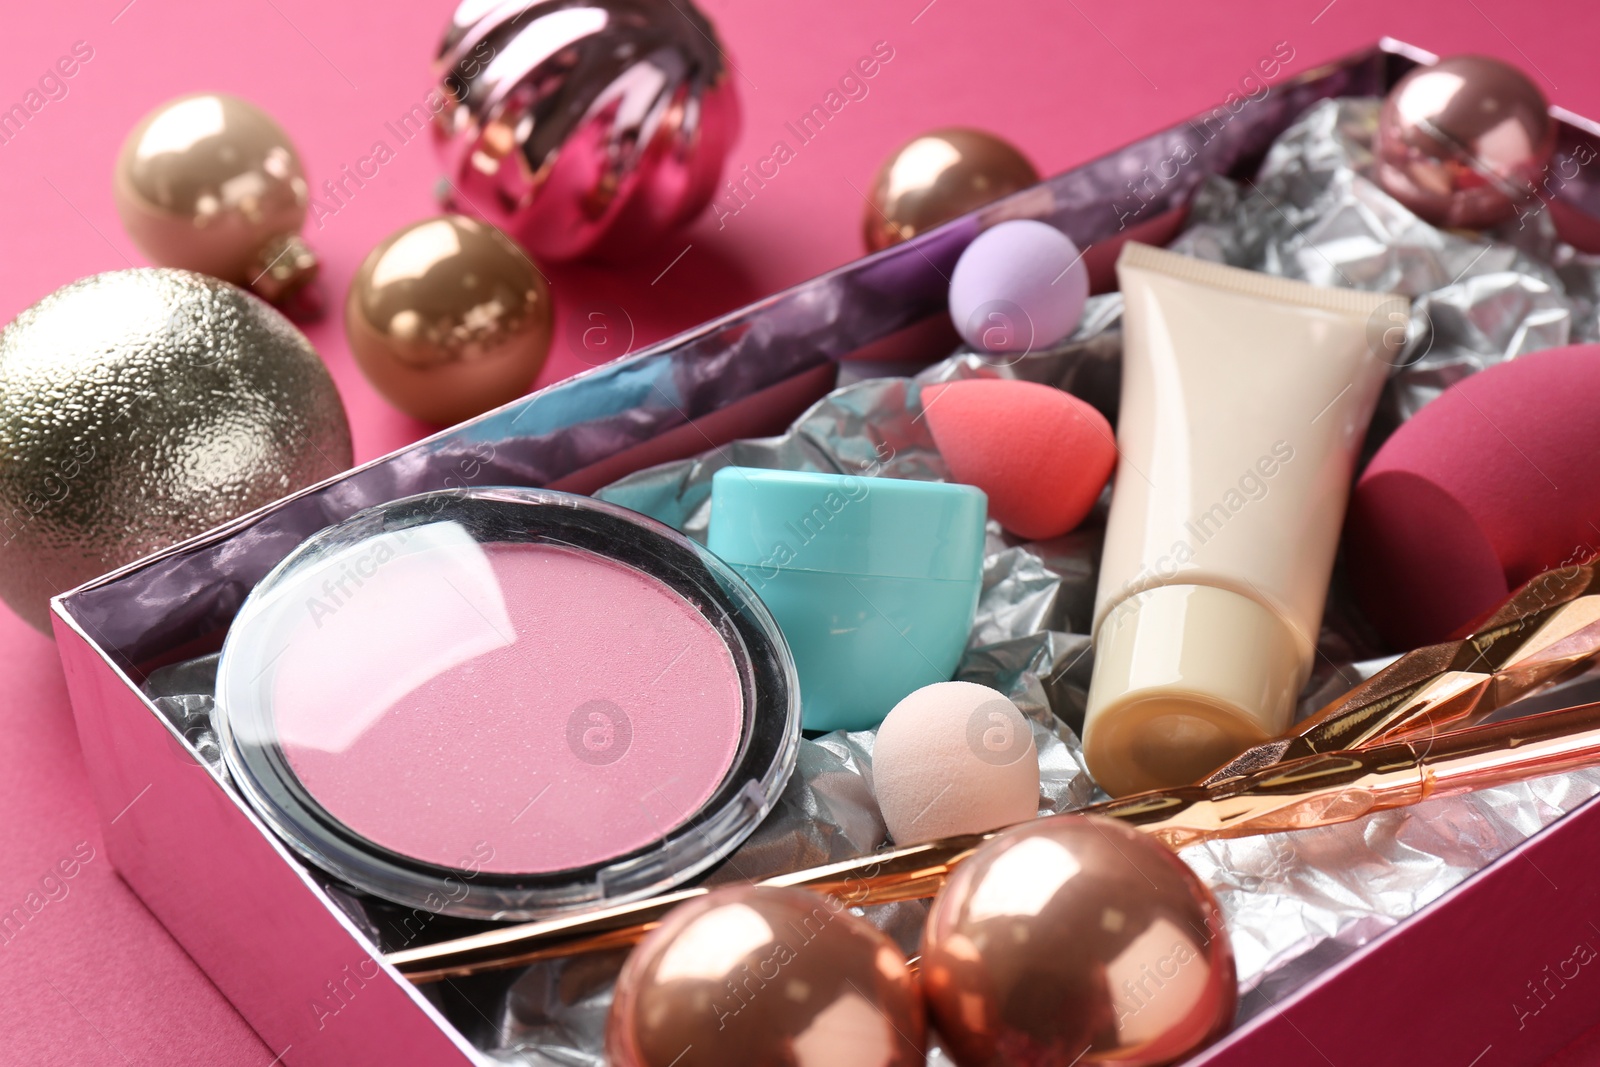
1345;343;1600;649
872;681;1039;845
922;378;1116;540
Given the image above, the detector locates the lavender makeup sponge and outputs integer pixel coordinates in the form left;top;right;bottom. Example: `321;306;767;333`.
872;681;1040;845
948;220;1088;353
923;378;1116;539
1346;343;1600;649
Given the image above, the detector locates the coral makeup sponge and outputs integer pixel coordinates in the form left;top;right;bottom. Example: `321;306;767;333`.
1345;344;1600;649
922;378;1115;539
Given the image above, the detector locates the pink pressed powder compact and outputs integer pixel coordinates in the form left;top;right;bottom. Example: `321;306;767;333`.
215;487;800;919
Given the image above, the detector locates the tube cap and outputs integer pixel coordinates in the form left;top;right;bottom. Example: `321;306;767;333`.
1083;584;1305;797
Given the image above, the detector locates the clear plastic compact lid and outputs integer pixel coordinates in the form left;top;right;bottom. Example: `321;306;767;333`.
215;487;800;920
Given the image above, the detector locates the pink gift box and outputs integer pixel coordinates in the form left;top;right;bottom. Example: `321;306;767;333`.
52;38;1600;1067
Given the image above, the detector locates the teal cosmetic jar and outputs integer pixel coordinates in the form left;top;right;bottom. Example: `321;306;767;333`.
708;467;987;731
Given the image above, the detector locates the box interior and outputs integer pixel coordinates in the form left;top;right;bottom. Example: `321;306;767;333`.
53;38;1600;1067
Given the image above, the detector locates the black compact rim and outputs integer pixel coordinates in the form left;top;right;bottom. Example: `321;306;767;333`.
217;487;799;917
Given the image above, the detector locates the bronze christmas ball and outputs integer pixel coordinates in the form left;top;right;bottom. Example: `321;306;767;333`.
0;269;351;633
606;885;925;1067
345;215;553;425
921;815;1236;1067
1376;54;1556;230
863;127;1040;252
114;93;318;302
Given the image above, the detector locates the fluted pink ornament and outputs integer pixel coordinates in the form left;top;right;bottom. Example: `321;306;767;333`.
432;0;740;263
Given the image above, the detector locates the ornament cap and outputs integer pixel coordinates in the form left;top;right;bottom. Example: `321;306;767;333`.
248;233;319;304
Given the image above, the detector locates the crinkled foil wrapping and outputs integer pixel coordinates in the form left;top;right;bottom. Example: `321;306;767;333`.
146;97;1600;1062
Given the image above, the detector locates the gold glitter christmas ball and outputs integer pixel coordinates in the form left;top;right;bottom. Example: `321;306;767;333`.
0;269;351;632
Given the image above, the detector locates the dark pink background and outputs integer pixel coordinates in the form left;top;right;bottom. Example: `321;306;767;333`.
2;0;1598;1062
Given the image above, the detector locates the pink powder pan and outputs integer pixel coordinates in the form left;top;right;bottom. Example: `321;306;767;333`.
214;488;800;921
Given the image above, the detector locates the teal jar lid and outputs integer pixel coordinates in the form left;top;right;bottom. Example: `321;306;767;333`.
708;467;988;582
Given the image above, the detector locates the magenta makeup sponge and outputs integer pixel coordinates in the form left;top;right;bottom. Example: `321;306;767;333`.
948;220;1088;353
923;378;1115;540
1346;343;1600;649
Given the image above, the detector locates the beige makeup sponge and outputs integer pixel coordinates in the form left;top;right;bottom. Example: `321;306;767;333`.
872;681;1041;845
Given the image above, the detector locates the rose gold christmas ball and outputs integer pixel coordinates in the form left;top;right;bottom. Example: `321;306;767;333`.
864;128;1039;252
921;815;1236;1067
606;885;925;1067
1376;54;1556;230
345;215;552;425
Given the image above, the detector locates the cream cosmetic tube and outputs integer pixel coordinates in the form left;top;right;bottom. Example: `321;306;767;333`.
1083;242;1408;797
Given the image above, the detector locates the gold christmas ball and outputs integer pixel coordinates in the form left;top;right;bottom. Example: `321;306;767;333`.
0;269;352;634
114;93;318;303
921;815;1236;1067
606;885;925;1067
863;128;1040;253
345;215;553;425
